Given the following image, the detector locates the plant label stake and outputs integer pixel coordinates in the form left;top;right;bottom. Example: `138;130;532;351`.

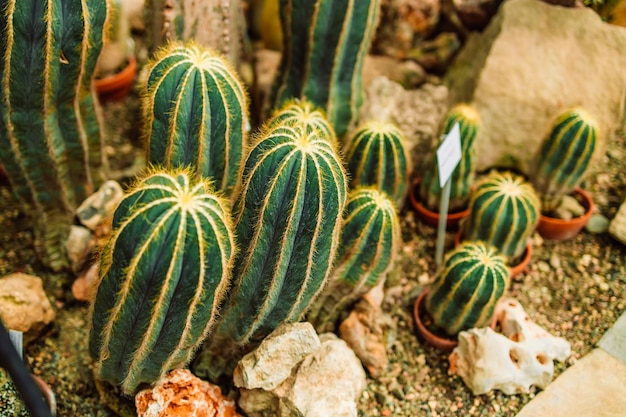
435;122;462;266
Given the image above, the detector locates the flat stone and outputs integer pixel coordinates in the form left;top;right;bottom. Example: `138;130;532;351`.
598;311;626;364
515;349;626;417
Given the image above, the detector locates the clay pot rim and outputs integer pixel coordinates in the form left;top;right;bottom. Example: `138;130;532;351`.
408;177;471;229
94;54;137;94
537;187;594;232
31;374;56;416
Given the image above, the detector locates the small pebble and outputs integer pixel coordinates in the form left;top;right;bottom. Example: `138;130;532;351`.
585;214;610;234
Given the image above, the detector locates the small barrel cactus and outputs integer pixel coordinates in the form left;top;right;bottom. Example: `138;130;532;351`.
462;171;540;260
530;108;598;212
344;120;410;205
89;169;235;395
0;0;108;270
141;42;249;194
307;187;400;333
193;104;348;379
419;104;480;212
271;0;381;138
267;99;336;140
426;241;509;335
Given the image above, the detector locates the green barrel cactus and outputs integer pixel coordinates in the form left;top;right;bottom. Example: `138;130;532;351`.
194;106;348;379
462;171;540;260
141;42;249;194
267;99;336;140
307;187;400;333
419;104;480;212
271;0;380;138
426;241;509;335
0;0;108;270
344;120;409;205
89;169;235;395
531;108;598;212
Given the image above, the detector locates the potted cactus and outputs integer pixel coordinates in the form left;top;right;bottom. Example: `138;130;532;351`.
529;108;598;240
409;103;480;229
458;171;541;277
413;241;509;351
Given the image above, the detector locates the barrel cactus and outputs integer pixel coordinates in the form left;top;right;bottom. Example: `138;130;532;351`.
419;103;480;212
426;241;509;335
193;102;348;379
344;120;410;205
141;42;249;194
462;171;540;260
308;187;400;333
0;0;107;271
271;0;381;138
530;108;598;213
267;99;336;140
89;169;235;395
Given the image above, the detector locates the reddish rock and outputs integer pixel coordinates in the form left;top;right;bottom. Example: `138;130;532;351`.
135;369;240;417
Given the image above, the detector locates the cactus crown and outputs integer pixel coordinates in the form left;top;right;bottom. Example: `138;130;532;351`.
89;168;235;395
141;41;249;194
344;120;410;205
463;171;540;260
531;107;597;212
426;241;509;335
419;103;480;211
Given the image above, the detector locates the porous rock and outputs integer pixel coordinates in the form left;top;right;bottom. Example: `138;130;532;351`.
0;273;55;344
76;180;124;231
135;369;240;417
445;0;626;173
237;331;366;417
609;198;626;245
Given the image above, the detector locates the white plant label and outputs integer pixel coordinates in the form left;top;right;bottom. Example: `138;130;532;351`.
436;122;462;188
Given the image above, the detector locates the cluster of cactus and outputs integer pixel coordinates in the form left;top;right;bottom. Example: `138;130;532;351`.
462;171;540;260
140;41;250;194
89;170;235;395
271;0;381;138
419;103;480;212
307;187;400;332
0;0;108;271
530;108;598;213
426;241;509;335
191;100;348;379
344;120;410;206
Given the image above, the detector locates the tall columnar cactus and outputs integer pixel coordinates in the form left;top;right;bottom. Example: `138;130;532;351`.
0;0;107;270
426;241;509;335
194;105;348;379
462;171;540;260
530;108;598;212
141;42;249;194
344;120;410;205
272;0;380;138
307;187;400;333
89;169;235;395
419;104;480;212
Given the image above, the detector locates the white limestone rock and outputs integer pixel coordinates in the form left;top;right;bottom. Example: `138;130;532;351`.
76;180;124;230
609;198;626;245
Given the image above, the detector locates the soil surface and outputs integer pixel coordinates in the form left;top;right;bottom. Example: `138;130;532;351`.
1;85;625;417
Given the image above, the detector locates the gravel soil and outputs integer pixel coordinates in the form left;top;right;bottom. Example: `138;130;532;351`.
1;91;625;417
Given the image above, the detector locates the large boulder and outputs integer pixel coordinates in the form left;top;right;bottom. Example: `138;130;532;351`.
445;0;626;173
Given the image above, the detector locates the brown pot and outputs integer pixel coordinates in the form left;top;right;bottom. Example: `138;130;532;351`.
536;187;594;241
454;231;532;278
413;288;497;351
408;178;470;230
94;55;137;103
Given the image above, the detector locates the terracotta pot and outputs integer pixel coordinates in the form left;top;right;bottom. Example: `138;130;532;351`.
408;178;470;230
454;231;532;278
536;187;594;241
31;374;56;416
413;288;497;351
94;55;137;103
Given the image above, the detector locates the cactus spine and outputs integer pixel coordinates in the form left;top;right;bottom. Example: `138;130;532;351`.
272;0;380;138
308;187;400;332
426;242;509;335
420;104;480;211
194;101;347;379
89;169;235;395
344;120;410;205
531;108;598;212
462;171;540;260
0;0;107;270
141;42;249;194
